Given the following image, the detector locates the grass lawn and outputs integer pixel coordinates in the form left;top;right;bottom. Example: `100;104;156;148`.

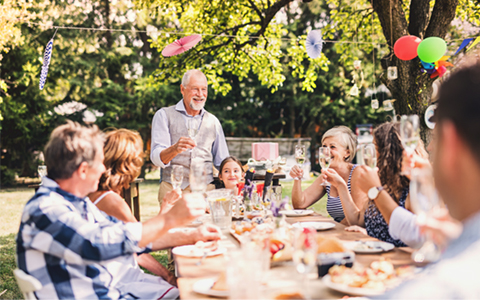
0;175;326;299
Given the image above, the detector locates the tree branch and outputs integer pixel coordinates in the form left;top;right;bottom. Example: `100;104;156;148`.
371;0;408;49
246;0;264;23
424;0;459;38
408;0;431;37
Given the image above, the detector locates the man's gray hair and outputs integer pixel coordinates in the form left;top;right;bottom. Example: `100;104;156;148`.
181;69;208;87
44;121;105;180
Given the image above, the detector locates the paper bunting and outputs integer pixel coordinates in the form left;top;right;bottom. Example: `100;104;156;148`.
305;30;323;59
454;38;473;55
466;36;480;52
39;39;54;90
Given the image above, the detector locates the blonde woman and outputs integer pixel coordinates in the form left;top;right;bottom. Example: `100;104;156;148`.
290;126;368;223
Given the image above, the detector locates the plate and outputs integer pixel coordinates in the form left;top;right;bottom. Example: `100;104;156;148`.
192;277;229;298
172;245;226;257
322;275;384;297
279;209;314;217
342;241;394;254
292;221;335;231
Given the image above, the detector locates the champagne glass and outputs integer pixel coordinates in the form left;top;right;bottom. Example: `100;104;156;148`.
318;147;331;186
400;115;420;174
410;168;441;263
38;165;47;184
171;165;184;191
190;161;207;224
292;227;317;300
362;143;377;168
187;118;199;154
294;144;306;180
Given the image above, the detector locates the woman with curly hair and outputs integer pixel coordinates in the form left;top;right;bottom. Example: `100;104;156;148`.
88;129;177;285
324;122;427;246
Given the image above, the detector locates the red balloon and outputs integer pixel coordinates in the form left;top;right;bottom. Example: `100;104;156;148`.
394;35;422;61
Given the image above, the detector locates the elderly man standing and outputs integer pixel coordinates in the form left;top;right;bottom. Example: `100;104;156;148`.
150;69;229;205
16;121;207;299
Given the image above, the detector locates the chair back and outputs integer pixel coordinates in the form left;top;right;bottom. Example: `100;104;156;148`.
13;269;42;300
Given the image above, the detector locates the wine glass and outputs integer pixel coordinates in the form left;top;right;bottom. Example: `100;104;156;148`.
318;147;331;186
190;161;207;224
294;144;306;180
409;168;441;263
187;118;199;140
292;227;317;300
38;165;47;184
362;143;377;168
400;115;420;174
171;165;184;191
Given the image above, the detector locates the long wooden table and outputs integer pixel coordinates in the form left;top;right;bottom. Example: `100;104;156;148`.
174;213;414;299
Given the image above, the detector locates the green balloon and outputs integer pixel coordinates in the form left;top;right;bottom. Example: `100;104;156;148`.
417;37;447;63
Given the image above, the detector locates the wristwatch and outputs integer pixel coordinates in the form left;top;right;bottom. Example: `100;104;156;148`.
367;186;384;200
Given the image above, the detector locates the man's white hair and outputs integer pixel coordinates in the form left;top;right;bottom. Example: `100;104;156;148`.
181;69;208;87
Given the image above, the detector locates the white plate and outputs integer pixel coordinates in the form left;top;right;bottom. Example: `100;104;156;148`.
172;245;226;257
293;221;335;231
192;277;229;298
342;241;394;254
322;275;385;297
279;209;314;217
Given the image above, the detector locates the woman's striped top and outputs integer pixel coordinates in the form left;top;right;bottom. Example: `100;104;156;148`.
325;164;358;222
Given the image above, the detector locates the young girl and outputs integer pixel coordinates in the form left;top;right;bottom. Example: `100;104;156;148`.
218;156;245;191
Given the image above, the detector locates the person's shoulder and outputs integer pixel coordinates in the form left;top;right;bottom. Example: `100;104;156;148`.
22;190;73;222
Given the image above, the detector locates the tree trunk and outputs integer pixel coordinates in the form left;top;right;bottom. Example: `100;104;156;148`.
372;0;458;141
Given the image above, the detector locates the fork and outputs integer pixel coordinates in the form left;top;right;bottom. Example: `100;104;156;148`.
196;251;208;266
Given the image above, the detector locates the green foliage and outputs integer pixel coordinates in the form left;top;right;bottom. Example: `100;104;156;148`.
0;234;22;300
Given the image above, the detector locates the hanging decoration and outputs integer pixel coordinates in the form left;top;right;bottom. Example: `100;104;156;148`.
305;30;323;59
387;66;398;80
350;60;363;97
465;36;480;52
454;38;474;55
162;34;202;57
39;28;58;90
393;35;421;60
417;37;447;63
383;99;395;111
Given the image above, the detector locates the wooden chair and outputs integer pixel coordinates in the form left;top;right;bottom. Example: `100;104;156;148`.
123;178;143;221
13;269;42;300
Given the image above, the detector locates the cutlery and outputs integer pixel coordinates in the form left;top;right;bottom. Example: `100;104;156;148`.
196;251;208;266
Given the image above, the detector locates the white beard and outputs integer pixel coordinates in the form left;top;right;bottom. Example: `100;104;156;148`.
189;98;206;111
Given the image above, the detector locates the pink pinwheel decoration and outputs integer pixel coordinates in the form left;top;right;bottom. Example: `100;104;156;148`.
162;34;202;57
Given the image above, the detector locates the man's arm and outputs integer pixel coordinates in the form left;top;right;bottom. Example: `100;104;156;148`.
211;117;230;169
151;109;196;166
389;206;424;248
149;224;222;250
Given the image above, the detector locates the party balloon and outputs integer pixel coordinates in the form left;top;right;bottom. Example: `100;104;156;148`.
437;66;447;77
437;60;454;68
417;37;447;63
421;60;435;70
394;35;422;60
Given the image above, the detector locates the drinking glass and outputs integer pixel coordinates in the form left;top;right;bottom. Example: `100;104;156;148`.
292;227;317;300
410;168;441;263
171;165;184;191
189;161;207;193
206;189;233;230
187;118;199;140
400;115;420;174
294;144;306;180
318;147;331;186
38;165;47;184
361;143;377;168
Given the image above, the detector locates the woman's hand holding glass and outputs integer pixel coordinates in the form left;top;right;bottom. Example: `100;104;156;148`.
289;165;304;181
318;147;331;186
322;169;346;190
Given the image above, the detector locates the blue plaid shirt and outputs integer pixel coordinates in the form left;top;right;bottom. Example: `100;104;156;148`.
16;177;148;299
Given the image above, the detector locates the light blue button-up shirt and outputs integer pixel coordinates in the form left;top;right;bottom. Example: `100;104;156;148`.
150;99;229;171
